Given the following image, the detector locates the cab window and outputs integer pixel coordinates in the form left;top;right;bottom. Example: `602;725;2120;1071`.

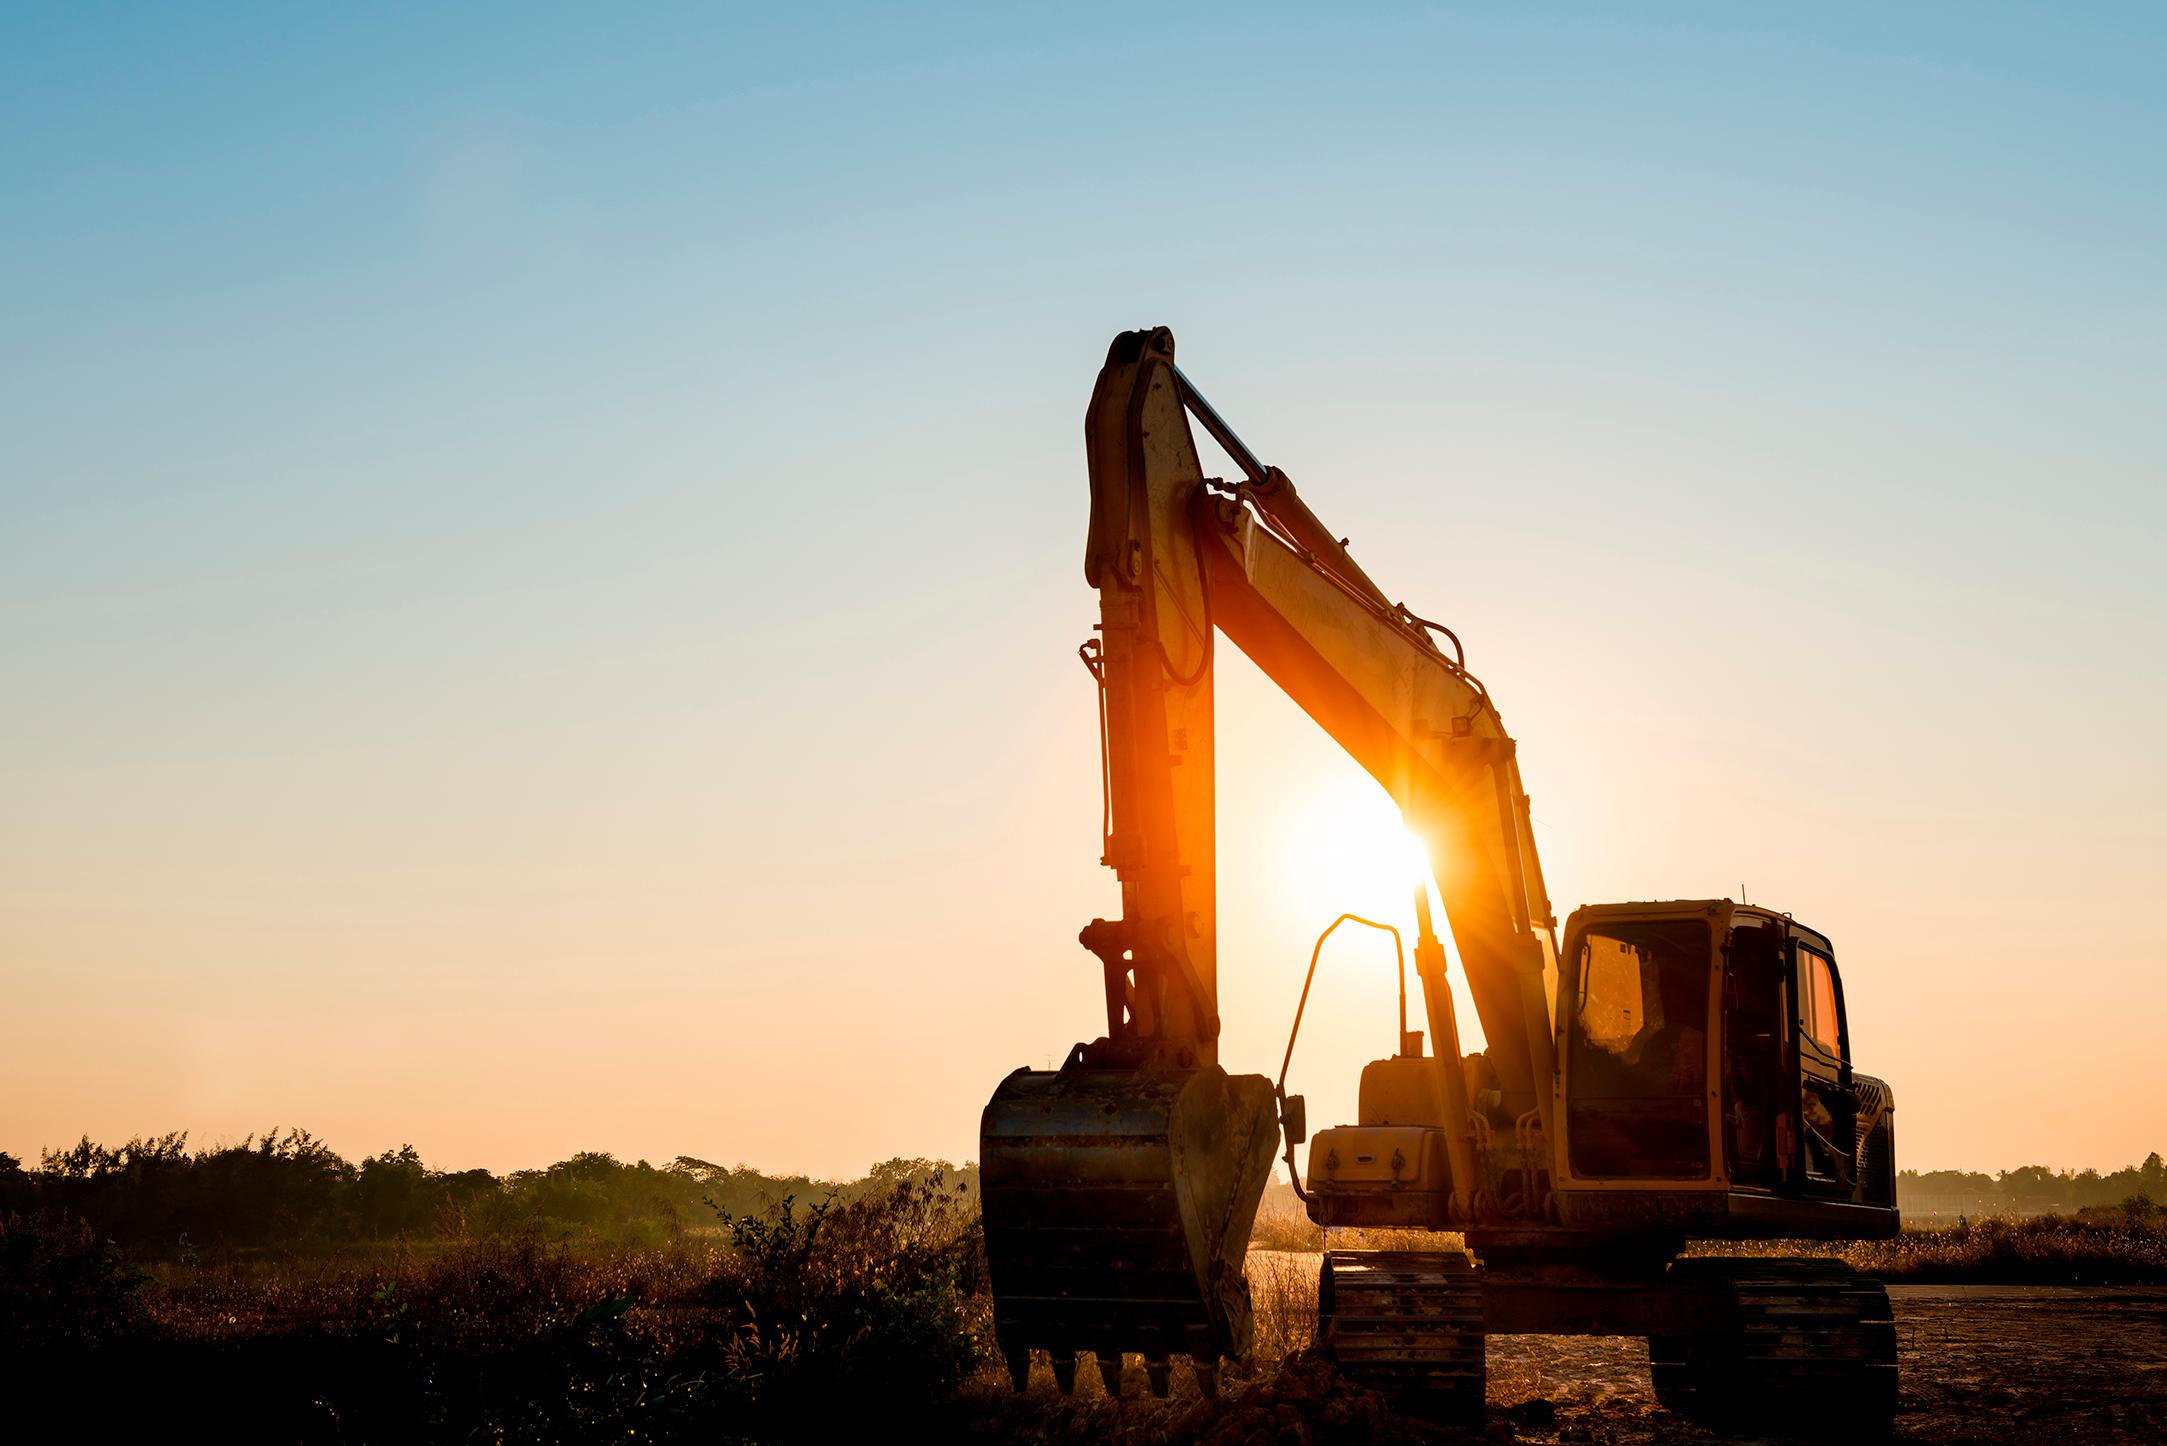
1577;934;1646;1052
1566;920;1711;1178
1799;946;1842;1056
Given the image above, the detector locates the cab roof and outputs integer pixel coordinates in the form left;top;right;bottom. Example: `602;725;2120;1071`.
1561;900;1831;952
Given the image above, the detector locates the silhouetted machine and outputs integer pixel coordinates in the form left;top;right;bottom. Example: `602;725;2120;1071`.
981;329;1901;1428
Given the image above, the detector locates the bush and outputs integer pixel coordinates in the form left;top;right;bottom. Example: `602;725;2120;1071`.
0;1210;149;1349
710;1172;992;1434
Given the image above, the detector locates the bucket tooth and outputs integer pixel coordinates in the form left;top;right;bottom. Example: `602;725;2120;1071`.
1004;1345;1030;1391
1145;1356;1172;1398
1050;1352;1077;1395
1098;1352;1126;1398
1192;1357;1220;1398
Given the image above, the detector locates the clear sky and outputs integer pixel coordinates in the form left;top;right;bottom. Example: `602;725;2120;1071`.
4;5;2161;1180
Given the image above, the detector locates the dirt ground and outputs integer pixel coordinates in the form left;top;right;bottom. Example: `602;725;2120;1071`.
972;1284;2167;1444
1484;1285;2167;1444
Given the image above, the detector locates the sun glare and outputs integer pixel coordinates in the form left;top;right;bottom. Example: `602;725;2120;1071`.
1284;784;1434;923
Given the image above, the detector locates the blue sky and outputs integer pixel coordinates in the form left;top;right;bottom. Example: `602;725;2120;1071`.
3;5;2161;1175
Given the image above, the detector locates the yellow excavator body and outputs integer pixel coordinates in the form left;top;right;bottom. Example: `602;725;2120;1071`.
979;329;1900;1428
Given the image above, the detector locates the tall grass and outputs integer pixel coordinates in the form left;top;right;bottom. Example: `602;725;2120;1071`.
2;1172;992;1442
1249;1200;1461;1256
1257;1196;2167;1288
9;1149;2164;1443
1684;1199;2167;1284
1244;1249;1320;1360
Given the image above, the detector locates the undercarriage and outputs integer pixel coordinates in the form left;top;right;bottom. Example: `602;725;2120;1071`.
1321;1246;1897;1433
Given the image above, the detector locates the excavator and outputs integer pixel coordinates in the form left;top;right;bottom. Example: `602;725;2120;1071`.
980;328;1902;1430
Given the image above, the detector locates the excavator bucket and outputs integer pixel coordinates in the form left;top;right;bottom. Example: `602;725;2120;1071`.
980;1061;1279;1393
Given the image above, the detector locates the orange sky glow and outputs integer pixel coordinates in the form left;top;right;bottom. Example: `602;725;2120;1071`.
5;9;2162;1184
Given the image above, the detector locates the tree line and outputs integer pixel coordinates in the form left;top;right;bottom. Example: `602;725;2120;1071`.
1898;1152;2164;1218
0;1130;976;1256
5;1130;2154;1253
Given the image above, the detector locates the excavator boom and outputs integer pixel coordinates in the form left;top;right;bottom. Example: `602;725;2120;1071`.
1070;327;1562;1109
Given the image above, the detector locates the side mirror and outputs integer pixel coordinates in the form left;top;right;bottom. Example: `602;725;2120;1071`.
1281;1094;1308;1148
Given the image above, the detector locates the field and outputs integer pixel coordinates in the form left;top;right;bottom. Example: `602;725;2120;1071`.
9;1192;2167;1441
1250;1192;2167;1287
1233;1256;2167;1444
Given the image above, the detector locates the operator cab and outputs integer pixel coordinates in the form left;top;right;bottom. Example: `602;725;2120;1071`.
1556;900;1898;1236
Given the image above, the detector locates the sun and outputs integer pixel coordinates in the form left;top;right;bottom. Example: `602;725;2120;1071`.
1282;782;1434;923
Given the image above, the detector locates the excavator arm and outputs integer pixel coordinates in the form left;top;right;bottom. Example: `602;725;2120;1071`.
1079;325;1560;1131
981;327;1561;1391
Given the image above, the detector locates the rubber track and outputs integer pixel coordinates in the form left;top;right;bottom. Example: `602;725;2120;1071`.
1318;1250;1485;1420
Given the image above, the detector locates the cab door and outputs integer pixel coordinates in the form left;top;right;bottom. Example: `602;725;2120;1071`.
1719;920;1786;1187
1791;932;1857;1193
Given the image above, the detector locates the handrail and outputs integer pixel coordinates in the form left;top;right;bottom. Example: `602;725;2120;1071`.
1275;913;1404;1201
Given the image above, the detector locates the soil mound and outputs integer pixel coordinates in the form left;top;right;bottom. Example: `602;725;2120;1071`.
990;1352;1484;1446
